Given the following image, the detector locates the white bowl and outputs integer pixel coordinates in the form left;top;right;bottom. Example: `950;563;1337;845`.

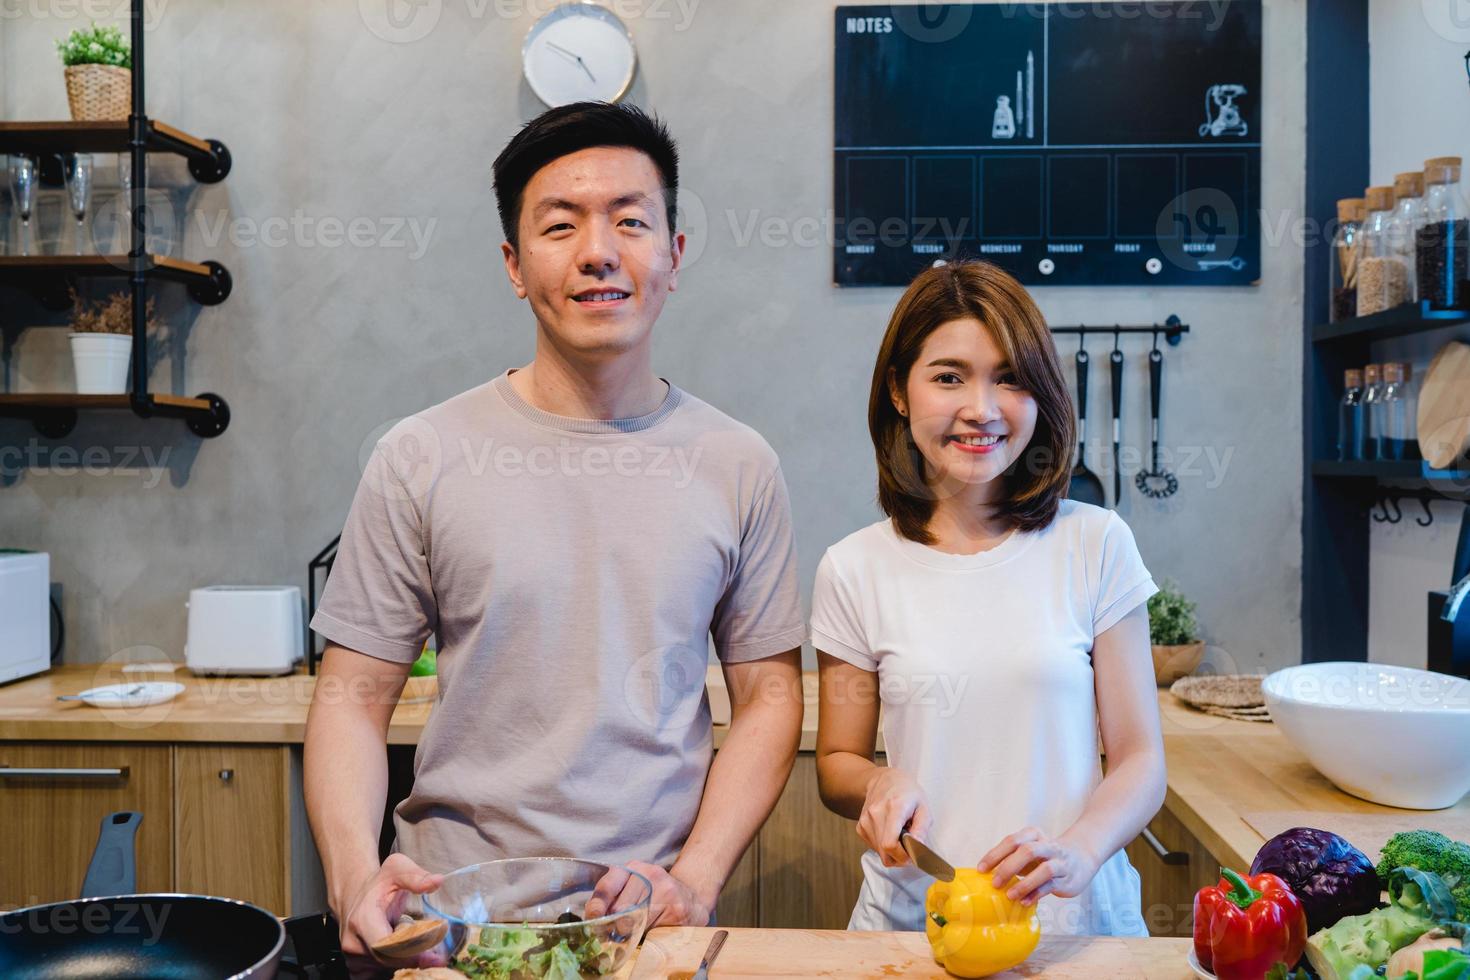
1262;662;1470;810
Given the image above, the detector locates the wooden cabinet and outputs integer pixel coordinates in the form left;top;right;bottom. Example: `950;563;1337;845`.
714;842;759;927
1125;803;1223;938
758;754;870;930
0;741;322;917
710;754;876;929
0;742;173;907
174;745;290;912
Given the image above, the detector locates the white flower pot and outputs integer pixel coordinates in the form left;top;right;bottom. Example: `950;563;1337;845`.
70;333;132;394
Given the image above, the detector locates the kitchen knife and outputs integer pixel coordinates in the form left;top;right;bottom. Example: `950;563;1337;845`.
691;928;728;980
900;832;955;883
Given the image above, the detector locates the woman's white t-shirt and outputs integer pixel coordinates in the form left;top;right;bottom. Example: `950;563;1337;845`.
809;500;1158;937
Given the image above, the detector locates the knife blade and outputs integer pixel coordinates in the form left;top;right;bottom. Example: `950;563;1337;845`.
900;832;955;883
691;928;728;980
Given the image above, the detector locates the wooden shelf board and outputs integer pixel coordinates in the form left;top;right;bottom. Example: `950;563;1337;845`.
0;254;208;275
0;119;211;155
0;393;210;411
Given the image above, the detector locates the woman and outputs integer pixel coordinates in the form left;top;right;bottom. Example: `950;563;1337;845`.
811;260;1167;937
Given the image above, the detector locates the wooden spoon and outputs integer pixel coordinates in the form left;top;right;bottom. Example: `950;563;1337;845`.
370;917;448;959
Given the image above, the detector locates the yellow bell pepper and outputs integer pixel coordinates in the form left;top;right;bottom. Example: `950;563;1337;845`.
924;868;1042;978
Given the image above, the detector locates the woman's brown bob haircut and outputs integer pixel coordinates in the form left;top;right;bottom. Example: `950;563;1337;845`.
868;260;1076;544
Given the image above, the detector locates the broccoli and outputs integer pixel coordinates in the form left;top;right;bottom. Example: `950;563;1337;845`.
1378;832;1470;923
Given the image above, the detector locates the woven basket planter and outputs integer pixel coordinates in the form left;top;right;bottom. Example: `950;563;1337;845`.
64;64;131;121
1151;640;1206;686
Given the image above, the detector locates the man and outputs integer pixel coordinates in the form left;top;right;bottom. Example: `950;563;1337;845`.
304;103;805;976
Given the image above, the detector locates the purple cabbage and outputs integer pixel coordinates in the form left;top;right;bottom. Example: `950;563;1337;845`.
1249;827;1383;933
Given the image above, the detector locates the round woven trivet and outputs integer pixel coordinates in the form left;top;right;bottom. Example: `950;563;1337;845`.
1169;674;1266;710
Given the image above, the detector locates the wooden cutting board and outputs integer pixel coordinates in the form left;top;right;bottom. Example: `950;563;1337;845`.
631;926;1195;979
1418;341;1470;469
1244;809;1470;866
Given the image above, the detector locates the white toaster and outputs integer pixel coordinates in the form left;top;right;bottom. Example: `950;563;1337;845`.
185;586;304;675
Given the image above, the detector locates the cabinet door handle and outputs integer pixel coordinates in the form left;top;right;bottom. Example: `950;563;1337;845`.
1141;827;1190;866
0;766;129;779
218;769;233;783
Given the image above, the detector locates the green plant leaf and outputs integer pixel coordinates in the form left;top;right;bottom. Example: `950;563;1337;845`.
1147;580;1199;646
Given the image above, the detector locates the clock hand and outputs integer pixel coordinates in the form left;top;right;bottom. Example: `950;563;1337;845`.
544;40;597;83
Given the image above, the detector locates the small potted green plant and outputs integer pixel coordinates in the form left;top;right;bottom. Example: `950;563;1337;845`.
1148;581;1204;686
68;289;157;394
56;22;132;121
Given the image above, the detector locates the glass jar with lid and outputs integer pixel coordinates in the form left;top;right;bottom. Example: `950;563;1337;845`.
1380;362;1419;461
1337;368;1365;461
1331;197;1364;322
1361;363;1385;460
1358;186;1410;316
1389;172;1425;301
1416;156;1469;309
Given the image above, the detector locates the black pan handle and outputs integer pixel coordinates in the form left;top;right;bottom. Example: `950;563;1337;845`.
81;810;140;899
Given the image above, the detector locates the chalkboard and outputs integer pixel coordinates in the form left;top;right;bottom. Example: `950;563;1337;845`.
834;2;1263;287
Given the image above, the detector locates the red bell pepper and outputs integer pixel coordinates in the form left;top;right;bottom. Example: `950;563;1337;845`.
1193;868;1308;980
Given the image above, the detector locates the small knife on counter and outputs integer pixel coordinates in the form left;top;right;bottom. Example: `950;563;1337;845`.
900;831;956;883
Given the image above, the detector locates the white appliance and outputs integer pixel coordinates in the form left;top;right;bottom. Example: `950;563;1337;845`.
0;551;51;684
185;586;304;676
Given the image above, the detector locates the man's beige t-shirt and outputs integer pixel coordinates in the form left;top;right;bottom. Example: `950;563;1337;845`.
310;370;805;873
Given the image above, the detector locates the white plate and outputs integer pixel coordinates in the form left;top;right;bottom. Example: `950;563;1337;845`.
78;682;185;708
1186;947;1216;979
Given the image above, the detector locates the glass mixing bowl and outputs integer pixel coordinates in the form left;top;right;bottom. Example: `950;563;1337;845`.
420;857;652;979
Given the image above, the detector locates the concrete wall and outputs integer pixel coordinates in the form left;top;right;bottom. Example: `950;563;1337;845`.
1366;1;1470;669
2;0;1304;673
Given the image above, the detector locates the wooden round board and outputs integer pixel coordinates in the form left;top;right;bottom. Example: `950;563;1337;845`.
1418;341;1470;469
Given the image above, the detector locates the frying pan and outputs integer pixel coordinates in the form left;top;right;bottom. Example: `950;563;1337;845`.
1068;348;1107;506
0;810;287;979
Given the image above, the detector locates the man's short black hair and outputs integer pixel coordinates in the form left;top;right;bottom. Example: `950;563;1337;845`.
492;101;679;249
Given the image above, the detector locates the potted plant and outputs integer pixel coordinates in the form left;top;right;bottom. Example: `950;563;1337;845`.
1148;581;1205;686
68;289;157;395
56;23;132;122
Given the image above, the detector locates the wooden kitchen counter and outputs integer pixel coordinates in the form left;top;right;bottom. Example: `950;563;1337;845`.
1154;692;1470;872
3;666;1465;873
634;926;1196;979
0;664;430;744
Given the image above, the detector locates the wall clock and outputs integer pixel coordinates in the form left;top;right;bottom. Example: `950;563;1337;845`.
523;2;638;107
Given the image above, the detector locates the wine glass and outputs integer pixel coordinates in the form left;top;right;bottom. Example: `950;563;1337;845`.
8;155;36;256
63;154;94;255
116;152;139;253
